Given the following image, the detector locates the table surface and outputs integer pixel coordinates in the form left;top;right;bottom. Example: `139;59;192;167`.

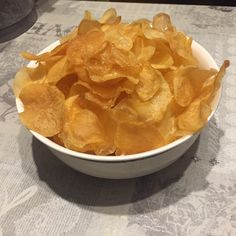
0;1;236;235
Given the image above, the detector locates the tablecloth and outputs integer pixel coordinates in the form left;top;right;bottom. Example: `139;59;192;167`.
0;1;236;235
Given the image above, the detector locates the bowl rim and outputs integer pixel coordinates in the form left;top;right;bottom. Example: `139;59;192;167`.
16;39;220;162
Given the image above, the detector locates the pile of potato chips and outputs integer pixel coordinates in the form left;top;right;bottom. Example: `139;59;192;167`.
14;9;229;155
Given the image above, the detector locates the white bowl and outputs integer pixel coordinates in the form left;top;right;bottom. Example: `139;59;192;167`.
16;40;219;179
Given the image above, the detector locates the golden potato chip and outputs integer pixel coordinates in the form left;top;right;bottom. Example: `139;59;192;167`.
115;121;165;155
19;84;65;137
157;106;177;143
21;42;68;62
60;27;79;43
177;99;211;132
75;79;134;99
132;37;156;61
141;21;167;41
67;30;106;65
84;92;112;109
13;63;48;97
14;67;34;97
152;13;174;32
46;56;74;84
78;19;101;35
169;32;198;65
99;8;119;24
129;77;172;123
214;60;230;91
150;40;174;69
90;71;139;84
135;65;162;101
172;68;195;107
103;25;133;51
200;60;229;104
110;45;141;75
59;96;114;155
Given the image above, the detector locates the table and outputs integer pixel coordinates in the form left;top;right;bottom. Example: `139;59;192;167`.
0;1;236;235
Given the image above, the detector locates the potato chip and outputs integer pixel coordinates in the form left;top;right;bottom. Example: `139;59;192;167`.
129;77;172;123
135;65;162;101
132;37;156;61
75;79;134;99
169;32;198;65
172;67;195;107
177;99;211;132
103;25;133;51
60;27;79;43
78;19;101;35
157;105;177;143
152;13;174;32
21;42;68;62
141;21;167;41
14;67;34;97
150;39;174;69
214;60;230;91
14;63;48;97
99;8;119;24
67;30;106;66
19;84;65;137
59;96;114;155
115;121;165;155
46;56;74;84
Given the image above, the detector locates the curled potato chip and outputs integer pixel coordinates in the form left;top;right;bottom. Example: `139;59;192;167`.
159;115;177;143
75;79;134;99
67;30;106;65
177;99;211;132
140;20;167;41
165;66;218;107
214;60;230;91
130;77;172;123
19;84;65;137
21;42;68;62
103;25;133;51
14;63;48;97
59;96;115;155
115;121;165;155
132;37;156;61
78;19;101;35
46;56;74;84
99;8;119;24
153;13;173;32
114;76;172;124
169;32;198;65
172;68;195;107
136;65;162;101
14;67;34;97
150;40;174;69
60;27;79;43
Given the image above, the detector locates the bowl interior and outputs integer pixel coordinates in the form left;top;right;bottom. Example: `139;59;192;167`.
15;40;220;162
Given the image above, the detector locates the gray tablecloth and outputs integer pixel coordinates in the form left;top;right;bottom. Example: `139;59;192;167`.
0;1;236;235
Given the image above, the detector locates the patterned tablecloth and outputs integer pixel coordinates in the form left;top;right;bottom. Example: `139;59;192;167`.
0;1;236;235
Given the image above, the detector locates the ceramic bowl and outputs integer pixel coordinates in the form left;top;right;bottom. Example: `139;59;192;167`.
16;40;219;179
